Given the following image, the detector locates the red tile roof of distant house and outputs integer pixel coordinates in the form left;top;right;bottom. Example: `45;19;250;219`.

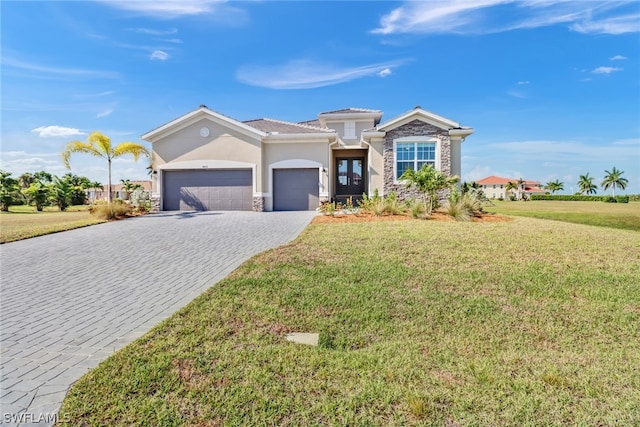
476;175;540;186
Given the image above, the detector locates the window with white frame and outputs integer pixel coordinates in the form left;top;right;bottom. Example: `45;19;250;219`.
343;121;356;139
394;138;438;180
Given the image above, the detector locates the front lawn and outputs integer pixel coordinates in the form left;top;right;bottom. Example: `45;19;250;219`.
484;200;640;231
0;205;105;243
59;217;640;425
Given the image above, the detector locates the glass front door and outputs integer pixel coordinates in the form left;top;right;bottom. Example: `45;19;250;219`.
336;157;365;196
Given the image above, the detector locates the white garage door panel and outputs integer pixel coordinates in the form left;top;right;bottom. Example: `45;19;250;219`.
163;169;252;211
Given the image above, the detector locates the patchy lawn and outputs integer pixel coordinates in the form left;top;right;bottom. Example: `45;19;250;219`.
59;217;640;426
0;205;105;243
484;200;640;231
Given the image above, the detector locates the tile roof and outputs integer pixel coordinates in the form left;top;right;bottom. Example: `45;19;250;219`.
298;119;324;128
243;118;334;134
319;107;382;115
476;175;540;186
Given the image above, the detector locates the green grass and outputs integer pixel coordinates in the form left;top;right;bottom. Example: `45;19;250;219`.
59;218;640;426
0;205;105;243
484;200;640;231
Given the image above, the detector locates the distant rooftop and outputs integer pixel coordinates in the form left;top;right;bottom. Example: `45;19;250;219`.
319;107;382;115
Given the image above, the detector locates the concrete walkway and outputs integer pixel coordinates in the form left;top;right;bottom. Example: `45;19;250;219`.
0;211;316;426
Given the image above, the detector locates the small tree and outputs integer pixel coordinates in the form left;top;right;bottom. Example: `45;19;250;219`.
505;181;519;200
62;131;150;203
49;177;72;211
23;183;51;211
120;179;143;200
601;167;628;197
400;164;458;215
545;179;564;194
0;170;22;211
577;173;597;195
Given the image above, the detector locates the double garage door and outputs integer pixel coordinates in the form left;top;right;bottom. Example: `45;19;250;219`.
162;168;319;211
163;169;252;211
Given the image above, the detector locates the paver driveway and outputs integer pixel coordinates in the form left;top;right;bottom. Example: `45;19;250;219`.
0;211;316;426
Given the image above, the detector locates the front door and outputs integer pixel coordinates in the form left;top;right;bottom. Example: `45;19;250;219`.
336;157;365;199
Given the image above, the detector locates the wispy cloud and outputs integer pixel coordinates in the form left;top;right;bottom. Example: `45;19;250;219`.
507;90;526;99
592;66;623;74
372;1;639;36
150;50;170;61
1;56;119;79
97;109;114;118
378;68;392;78
236;59;407;89
609;55;628;61
31;126;85;138
488;139;638;161
100;1;221;18
131;27;178;36
517;81;530;85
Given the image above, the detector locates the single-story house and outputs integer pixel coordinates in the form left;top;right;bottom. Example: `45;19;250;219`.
142;105;474;211
476;175;545;200
86;180;152;202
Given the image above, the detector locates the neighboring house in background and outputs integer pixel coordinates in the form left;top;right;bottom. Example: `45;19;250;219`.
142;105;474;212
476;175;545;200
86;180;152;202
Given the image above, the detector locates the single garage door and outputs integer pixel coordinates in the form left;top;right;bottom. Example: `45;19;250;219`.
163;169;252;211
273;168;319;211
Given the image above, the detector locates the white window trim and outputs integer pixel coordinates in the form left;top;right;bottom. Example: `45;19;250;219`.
343;121;356;139
393;136;440;184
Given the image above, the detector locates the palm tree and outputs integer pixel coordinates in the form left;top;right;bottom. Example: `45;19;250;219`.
545;179;564;194
577;173;597;195
505;181;519;200
400;164;458;215
601;167;628;197
62;131;150;203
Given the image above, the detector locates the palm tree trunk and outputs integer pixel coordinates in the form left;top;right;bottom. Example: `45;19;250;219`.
108;158;112;204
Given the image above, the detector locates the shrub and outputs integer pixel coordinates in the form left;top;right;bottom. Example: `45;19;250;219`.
89;200;132;220
130;188;151;212
406;198;427;219
531;194;629;203
358;189;381;211
383;192;403;215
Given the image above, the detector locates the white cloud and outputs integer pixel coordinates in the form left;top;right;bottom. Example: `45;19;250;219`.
150;50;170;61
488;140;639;161
592;66;623;74
236;59;408;89
517;80;530;85
372;1;639;36
609;55;628;61
31;126;85;138
378;68;392;78
131;27;178;36
97;109;113;118
1;57;120;79
100;1;220;17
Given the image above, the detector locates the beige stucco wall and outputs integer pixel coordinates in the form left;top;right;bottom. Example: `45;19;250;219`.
367;139;384;196
262;141;330;211
151;118;262;193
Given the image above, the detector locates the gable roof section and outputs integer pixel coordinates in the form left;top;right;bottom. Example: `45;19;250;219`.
243;118;334;134
317;107;384;127
319;107;382;115
141;105;266;143
377;106;473;138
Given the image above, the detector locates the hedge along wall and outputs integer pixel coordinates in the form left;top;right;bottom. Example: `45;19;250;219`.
531;194;630;203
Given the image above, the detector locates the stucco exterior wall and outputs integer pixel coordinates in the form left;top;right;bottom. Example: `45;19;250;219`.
262;141;330;211
382;119;452;201
151;118;262;193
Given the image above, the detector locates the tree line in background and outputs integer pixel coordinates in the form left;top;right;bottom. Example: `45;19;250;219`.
0;170;102;212
542;167;629;196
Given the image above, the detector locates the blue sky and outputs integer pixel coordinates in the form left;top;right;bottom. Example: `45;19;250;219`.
2;0;639;194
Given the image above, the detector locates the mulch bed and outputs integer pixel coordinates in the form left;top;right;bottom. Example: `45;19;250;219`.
311;211;511;224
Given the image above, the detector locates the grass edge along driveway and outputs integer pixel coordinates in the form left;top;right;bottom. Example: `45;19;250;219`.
59;217;640;426
0;206;105;243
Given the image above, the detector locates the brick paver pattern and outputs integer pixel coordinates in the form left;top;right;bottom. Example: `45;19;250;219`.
0;211;316;426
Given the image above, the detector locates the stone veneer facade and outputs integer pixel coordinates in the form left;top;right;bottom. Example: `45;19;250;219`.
252;196;264;212
383;119;453;202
